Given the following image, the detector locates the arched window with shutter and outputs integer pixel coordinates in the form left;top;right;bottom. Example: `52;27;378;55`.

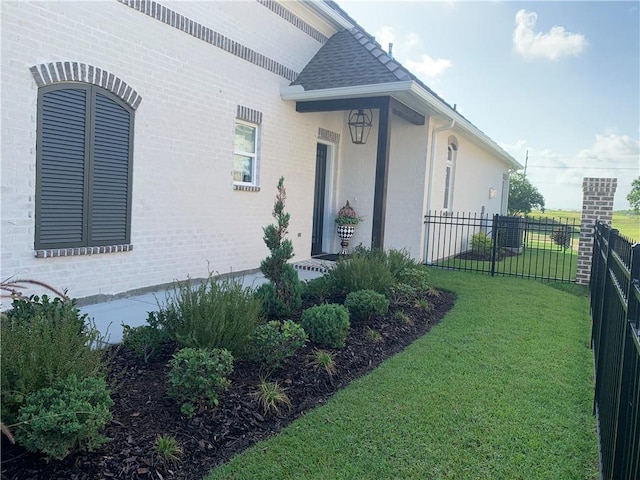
35;83;134;249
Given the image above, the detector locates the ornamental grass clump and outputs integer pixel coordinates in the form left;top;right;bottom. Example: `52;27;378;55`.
300;304;350;348
162;274;261;356
256;177;302;318
344;289;389;324
167;347;233;417
326;255;394;298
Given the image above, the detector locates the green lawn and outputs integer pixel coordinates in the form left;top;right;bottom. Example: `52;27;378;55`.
531;209;639;242
442;246;578;281
205;269;599;480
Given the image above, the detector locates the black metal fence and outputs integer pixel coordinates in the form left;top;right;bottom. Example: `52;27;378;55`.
590;222;640;480
423;211;579;283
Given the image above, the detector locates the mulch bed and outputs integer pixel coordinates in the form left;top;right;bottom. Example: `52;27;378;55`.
1;290;455;480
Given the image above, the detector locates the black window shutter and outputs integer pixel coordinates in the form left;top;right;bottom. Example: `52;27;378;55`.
36;87;89;248
89;92;132;245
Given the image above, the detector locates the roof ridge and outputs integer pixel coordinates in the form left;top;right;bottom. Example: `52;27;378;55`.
347;27;410;82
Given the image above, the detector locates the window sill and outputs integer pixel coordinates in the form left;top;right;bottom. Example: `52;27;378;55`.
35;244;134;258
233;184;260;192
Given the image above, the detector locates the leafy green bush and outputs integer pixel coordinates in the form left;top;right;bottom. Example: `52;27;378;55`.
396;267;431;291
167;347;233;416
1;296;108;426
388;282;419;307
14;375;113;459
245;320;307;371
300;304;350;348
326;255;394;297
471;231;493;256
161;275;261;356
301;275;335;304
121;323;170;364
258;177;302;318
344;290;389;324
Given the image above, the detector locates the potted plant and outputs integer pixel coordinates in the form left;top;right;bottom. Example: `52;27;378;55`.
334;201;362;255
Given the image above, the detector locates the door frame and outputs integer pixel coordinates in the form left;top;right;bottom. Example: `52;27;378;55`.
312;140;336;255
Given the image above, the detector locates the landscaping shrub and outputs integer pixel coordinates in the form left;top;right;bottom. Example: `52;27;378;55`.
14;374;113;460
257;177;302;318
300;304;350;348
388;282;419;307
344;289;389;324
121;323;170;364
167;347;233;416
471;231;493;256
1;295;108;426
301;275;335;304
162;275;261;356
326;255;394;297
551;227;572;250
245;320;307;371
396;267;431;291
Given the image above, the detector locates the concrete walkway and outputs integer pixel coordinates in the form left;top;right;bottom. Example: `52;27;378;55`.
80;259;333;344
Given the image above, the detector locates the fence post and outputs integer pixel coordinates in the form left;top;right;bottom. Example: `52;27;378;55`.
577;177;618;285
490;214;499;277
627;244;640;330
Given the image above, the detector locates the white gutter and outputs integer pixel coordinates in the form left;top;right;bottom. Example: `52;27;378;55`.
300;1;354;29
280;81;415;101
408;82;522;170
423;118;455;264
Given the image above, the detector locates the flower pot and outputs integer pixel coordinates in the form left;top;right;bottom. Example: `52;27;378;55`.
337;224;355;255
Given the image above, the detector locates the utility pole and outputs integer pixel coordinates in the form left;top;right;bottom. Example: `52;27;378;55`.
523;150;528;179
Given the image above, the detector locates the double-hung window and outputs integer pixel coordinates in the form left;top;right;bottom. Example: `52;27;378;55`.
35;84;134;250
233;120;258;185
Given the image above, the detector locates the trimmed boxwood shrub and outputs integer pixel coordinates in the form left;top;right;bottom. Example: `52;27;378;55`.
344;289;389;324
300;304;350;349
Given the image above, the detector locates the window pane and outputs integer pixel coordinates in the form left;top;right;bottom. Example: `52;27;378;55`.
235;123;256;154
234;154;253;183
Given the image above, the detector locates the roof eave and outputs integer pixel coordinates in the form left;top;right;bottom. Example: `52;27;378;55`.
408;83;523;170
281;82;522;170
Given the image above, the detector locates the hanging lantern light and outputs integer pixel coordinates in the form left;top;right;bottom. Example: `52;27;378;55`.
347;109;373;145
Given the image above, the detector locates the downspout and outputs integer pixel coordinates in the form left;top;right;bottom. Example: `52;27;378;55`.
423;118;456;264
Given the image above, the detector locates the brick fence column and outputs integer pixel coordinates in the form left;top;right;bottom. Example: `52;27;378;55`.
576;177;617;285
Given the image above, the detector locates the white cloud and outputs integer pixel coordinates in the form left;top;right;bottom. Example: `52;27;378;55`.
375;26;452;81
405;55;453;79
501;133;639;210
513;10;587;61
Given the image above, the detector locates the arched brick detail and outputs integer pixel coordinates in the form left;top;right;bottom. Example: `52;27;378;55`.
29;62;142;110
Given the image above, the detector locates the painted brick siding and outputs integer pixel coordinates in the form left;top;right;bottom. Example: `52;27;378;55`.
0;0;336;300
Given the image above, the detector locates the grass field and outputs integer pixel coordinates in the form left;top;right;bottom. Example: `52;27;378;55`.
442;245;578;281
531;209;639;242
205;270;598;480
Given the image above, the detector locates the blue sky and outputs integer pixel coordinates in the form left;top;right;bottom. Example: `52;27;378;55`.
339;0;640;210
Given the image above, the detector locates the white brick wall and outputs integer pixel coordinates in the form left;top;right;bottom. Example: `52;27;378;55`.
0;0;334;301
1;0;515;302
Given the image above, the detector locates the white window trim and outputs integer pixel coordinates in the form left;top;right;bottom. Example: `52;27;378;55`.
233;119;259;187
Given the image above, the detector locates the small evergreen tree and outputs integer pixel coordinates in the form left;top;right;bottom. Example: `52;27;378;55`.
257;177;302;318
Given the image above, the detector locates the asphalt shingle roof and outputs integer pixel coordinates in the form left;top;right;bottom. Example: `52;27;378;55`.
291;28;411;90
